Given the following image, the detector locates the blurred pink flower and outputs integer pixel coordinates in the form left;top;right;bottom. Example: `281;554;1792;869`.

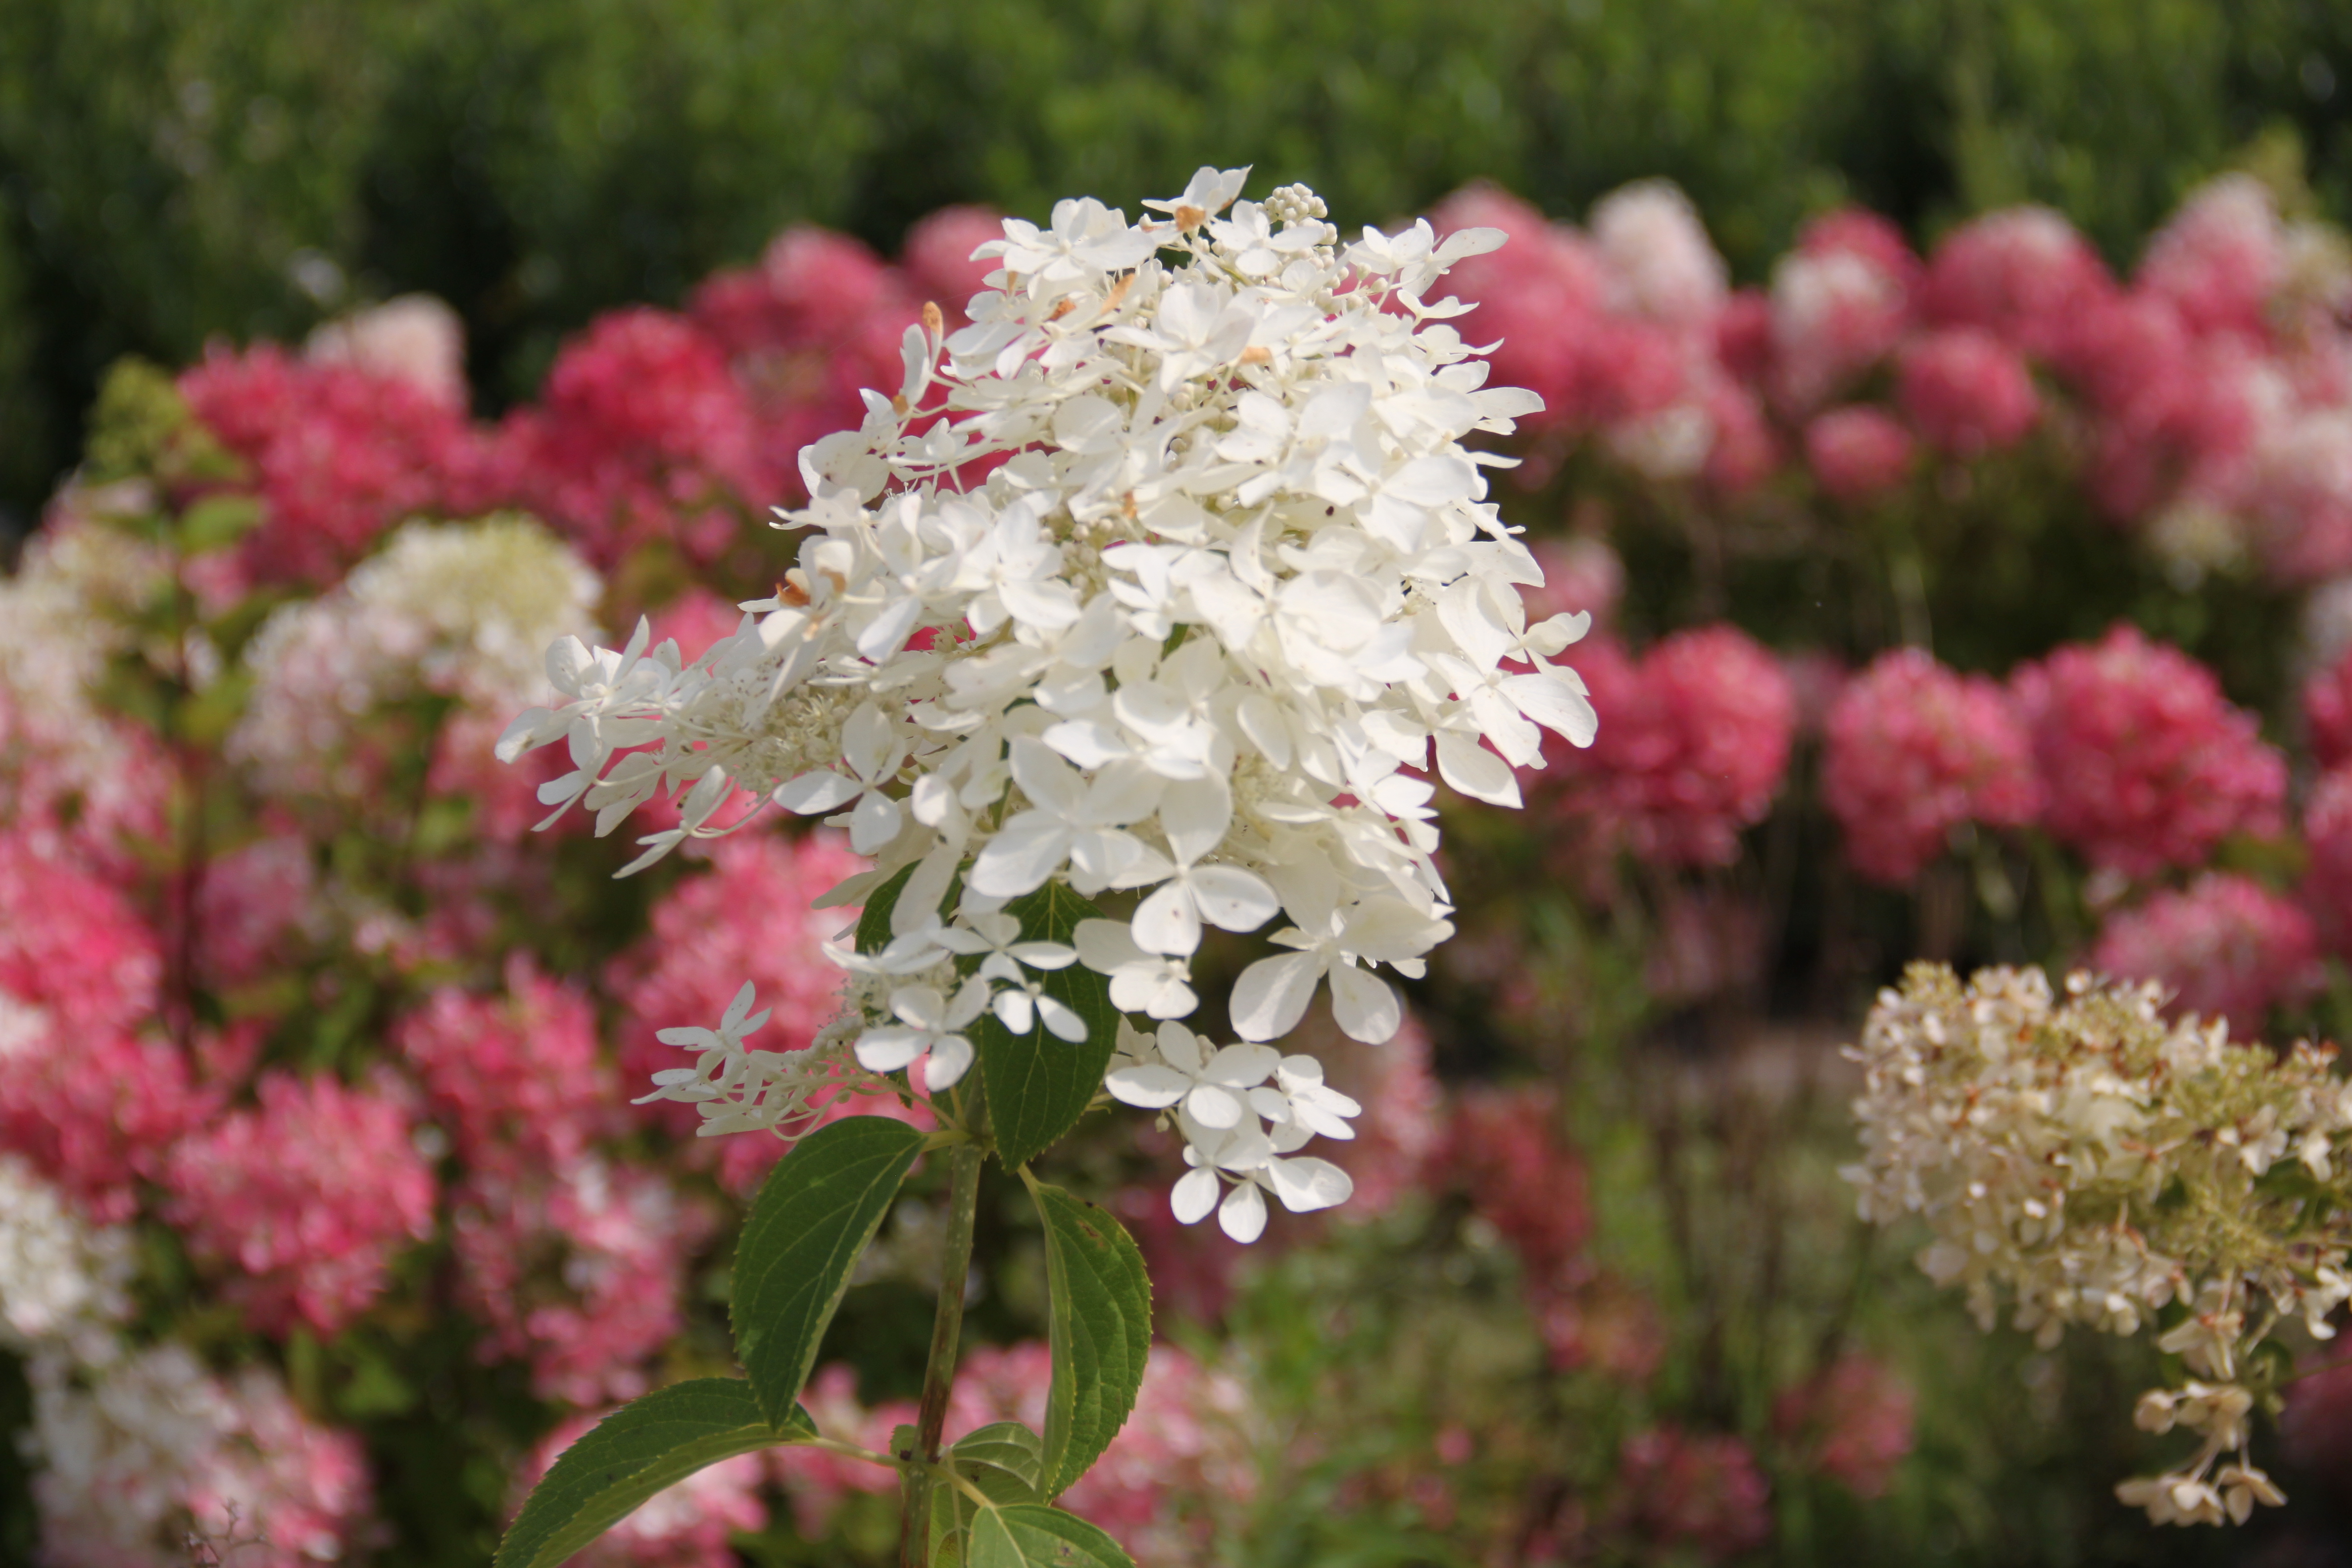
1804;405;1917;502
1613;1426;1772;1562
490;309;772;568
1545;626;1795;867
1919;206;2114;359
2303;766;2352;957
1769;242;1910;410
2139;175;2284;342
1520;536;1623;629
163;1070;435;1336
454;1157;699;1407
395;955;618;1168
192;832;315;990
181;344;486;588
2011;625;2285;877
1771;1355;1916;1499
2090;873;2320;1035
1821;648;2040;884
1437;1087;1589;1284
186;1368;378;1568
1898;328;2041;456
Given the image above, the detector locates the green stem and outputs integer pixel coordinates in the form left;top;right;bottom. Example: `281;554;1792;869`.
899;1097;986;1568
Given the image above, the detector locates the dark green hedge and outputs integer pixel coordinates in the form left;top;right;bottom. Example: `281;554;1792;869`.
2;0;2348;529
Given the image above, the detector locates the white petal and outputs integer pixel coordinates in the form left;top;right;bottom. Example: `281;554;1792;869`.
1171;1167;1221;1226
1183;1083;1245;1129
992;987;1037;1035
1228;949;1325;1042
1007;941;1078;971
967;814;1071;896
1130;882;1204;957
1186;865;1280;933
1329;963;1402;1044
1155;1021;1206;1073
848;789;903;855
1434;732;1522;808
855;1026;930;1073
923;1034;974;1091
1157;775;1234;866
1266;1156;1354;1214
1204;1044;1282;1087
1036;994;1089;1043
1074;918;1146;973
1217;1180;1269;1243
1104;1064;1191;1109
1503;669;1598;748
774;770;862;814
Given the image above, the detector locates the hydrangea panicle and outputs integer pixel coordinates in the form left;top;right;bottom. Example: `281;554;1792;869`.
499;169;1592;1236
1846;964;2352;1525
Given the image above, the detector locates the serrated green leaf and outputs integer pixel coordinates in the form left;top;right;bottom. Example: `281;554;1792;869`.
951;1422;1044;1496
733;1116;926;1428
930;1421;1046;1548
495;1379;807;1568
966;1503;1136;1568
1031;1182;1152;1498
978;882;1120;1170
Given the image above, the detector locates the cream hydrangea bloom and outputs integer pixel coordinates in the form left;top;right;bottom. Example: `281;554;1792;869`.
1847;964;2352;1525
502;169;1591;1234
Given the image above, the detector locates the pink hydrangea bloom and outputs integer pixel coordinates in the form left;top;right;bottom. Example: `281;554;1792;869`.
1546;626;1795;867
1918;206;2114;359
1797;208;1922;287
1700;379;1778;493
2303;646;2352;769
2139;174;2284;342
395;956;617;1169
1821;648;2041;884
1769;244;1910;410
162;1070;435;1337
179;344;483;588
1591;180;1727;329
186;1368;378;1568
520;1404;765;1568
2091;874;2321;1035
0;1030;209;1226
193;832;315;990
2303;767;2352;955
304;294;469;411
2011;625;2286;877
0;835;159;1038
490;309;772;568
1613;1427;1772;1562
1898;328;2041;455
1770;1355;1916;1499
1436;1088;1590;1285
453;1157;698;1407
2245;404;2352;585
1804;406;1917;502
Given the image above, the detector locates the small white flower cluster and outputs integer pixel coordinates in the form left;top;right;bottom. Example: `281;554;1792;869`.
237;516;599;799
0;1155;135;1366
1845;963;2352;1526
502;168;1590;1234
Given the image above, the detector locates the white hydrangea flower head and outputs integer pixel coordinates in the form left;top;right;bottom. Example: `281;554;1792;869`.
502;168;1593;1236
1847;963;2352;1526
0;1156;135;1367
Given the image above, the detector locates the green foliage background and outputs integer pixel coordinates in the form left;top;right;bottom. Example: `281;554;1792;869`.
1;0;2349;533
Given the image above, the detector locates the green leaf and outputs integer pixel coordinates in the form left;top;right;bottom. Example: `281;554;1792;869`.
951;1422;1045;1497
854;862;920;956
176;493;262;553
931;1421;1047;1555
495;1379;807;1568
1031;1182;1152;1498
966;1503;1136;1568
733;1116;927;1429
977;882;1120;1170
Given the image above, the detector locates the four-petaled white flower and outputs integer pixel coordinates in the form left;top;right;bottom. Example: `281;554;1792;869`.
1104;1022;1280;1130
854;979;991;1091
774;702;912;854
